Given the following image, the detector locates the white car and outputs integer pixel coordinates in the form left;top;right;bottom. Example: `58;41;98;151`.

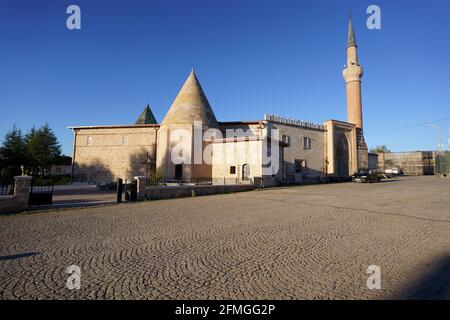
384;168;399;174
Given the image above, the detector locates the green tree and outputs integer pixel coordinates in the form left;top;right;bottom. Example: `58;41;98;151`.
370;145;391;153
0;126;28;183
26;124;62;176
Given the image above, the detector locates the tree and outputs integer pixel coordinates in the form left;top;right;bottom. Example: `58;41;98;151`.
0;126;28;183
370;145;391;153
25;124;62;176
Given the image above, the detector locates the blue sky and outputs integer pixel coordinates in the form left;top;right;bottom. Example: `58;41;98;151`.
1;0;450;155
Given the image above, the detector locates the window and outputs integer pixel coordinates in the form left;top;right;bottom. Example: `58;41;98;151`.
303;137;311;149
242;164;250;181
295;159;307;173
122;135;128;145
87;136;93;146
282;134;290;147
230;166;236;174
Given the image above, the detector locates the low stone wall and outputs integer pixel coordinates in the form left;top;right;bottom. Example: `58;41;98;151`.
145;184;255;200
0;196;18;213
0;176;32;214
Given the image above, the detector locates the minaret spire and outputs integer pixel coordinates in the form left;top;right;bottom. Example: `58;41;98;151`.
347;14;357;48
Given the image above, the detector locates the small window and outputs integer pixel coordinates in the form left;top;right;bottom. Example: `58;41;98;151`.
122;135;128;145
282;135;290;147
303;137;311;149
87;136;93;146
230;166;236;174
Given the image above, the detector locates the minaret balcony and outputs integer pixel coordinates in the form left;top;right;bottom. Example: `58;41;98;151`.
343;65;363;82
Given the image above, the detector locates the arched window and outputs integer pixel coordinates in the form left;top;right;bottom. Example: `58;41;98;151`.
242;164;250;181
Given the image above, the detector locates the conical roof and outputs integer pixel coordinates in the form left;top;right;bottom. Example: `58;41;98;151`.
347;16;357;48
135;104;157;124
161;70;218;126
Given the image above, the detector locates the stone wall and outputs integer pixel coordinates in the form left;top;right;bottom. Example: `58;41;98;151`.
73;126;158;182
145;184;255;200
378;151;435;175
0;176;32;213
368;152;379;170
268;121;326;182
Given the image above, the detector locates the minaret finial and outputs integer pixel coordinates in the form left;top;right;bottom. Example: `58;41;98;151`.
347;14;357;48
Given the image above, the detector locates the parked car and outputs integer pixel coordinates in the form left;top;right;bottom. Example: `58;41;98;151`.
352;171;383;183
384;167;403;177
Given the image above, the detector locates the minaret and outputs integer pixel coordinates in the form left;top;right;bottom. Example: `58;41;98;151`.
343;16;368;171
343;16;363;129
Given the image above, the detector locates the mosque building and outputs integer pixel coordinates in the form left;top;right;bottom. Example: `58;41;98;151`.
69;19;369;186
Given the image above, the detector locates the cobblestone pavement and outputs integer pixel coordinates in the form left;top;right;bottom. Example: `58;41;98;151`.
1;176;449;299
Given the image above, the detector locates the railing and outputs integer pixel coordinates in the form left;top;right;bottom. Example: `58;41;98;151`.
146;177;254;187
0;183;14;196
435;151;450;176
29;180;54;206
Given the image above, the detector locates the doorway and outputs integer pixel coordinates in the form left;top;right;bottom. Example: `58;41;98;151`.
175;164;183;180
336;135;349;177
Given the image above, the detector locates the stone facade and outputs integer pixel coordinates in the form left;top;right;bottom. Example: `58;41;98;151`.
0;176;32;213
71;125;158;182
211;136;284;187
211;118;328;186
323;120;358;178
368;152;379;170
378;151;435;175
267;120;326;183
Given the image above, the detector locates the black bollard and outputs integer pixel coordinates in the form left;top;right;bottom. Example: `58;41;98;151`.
130;180;137;202
116;178;123;203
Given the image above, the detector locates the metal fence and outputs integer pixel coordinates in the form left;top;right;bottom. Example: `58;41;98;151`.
146;177;254;186
0;183;14;196
435;151;450;176
29;180;54;206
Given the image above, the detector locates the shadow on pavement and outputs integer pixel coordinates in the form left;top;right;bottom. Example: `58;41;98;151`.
395;255;450;299
379;179;403;183
0;252;39;261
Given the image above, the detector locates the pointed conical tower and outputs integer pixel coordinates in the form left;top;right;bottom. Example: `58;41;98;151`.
161;70;218;126
157;70;219;180
343;16;368;171
135;104;157;124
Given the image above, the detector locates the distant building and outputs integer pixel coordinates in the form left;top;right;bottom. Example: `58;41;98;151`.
377;151;435;175
49;155;72;176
